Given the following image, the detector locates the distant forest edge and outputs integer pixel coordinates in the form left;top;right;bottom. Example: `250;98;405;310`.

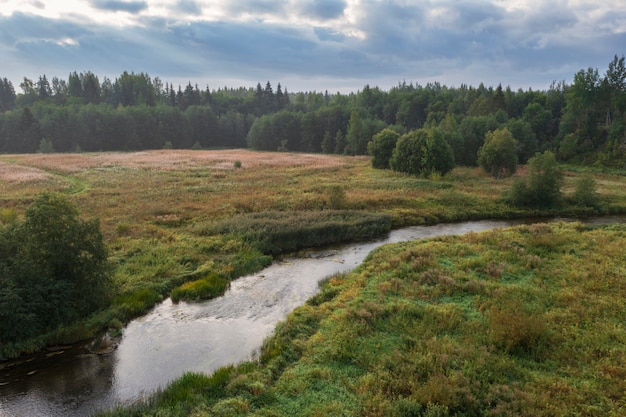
0;55;625;167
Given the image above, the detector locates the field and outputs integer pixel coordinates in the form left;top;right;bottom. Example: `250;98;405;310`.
1;150;626;415
101;221;626;417
4;150;624;232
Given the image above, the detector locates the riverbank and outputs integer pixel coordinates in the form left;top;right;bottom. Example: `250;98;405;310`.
0;218;539;416
1;151;625;410
1;151;625;360
100;219;626;417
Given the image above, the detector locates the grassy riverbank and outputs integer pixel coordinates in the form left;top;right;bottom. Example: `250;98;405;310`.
1;150;625;361
101;221;626;416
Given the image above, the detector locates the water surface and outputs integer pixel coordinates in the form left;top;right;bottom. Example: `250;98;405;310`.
1;217;622;416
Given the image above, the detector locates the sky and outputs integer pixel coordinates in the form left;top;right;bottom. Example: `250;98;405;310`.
1;0;625;93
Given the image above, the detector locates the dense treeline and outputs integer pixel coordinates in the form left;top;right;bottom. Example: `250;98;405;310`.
1;55;625;166
0;194;112;348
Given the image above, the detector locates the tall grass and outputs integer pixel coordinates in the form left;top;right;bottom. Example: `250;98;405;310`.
203;210;392;254
100;222;626;416
1;150;625;371
171;274;229;303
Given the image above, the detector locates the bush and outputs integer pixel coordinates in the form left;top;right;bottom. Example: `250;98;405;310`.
327;185;347;209
38;138;55;153
0;208;18;225
488;302;549;357
572;174;600;208
0;193;113;345
113;288;162;320
508;151;563;208
390;128;455;177
368;128;400;169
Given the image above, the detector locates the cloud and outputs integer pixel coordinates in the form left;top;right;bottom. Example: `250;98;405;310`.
220;0;287;19
300;0;347;20
1;1;625;93
175;0;202;15
314;27;345;42
90;0;148;14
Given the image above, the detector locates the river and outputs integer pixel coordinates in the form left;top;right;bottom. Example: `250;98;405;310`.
0;216;623;417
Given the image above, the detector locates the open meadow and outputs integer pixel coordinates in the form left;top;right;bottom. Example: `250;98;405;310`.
2;150;626;415
1;150;625;327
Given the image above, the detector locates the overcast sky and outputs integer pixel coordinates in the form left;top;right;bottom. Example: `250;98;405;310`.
1;0;625;93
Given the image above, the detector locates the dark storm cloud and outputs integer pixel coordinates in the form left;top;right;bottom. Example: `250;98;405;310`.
90;0;148;14
166;20;339;76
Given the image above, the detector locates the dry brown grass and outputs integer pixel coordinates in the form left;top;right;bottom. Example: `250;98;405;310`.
0;160;54;183
1;150;623;242
0;151;364;240
1;150;349;173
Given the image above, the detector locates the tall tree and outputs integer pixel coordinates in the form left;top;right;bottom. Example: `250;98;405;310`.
477;128;518;178
368;128;400;169
604;54;626;122
37;75;52;100
390;128;455;176
0;77;16;111
68;71;84;99
82;72;101;104
0;193;112;344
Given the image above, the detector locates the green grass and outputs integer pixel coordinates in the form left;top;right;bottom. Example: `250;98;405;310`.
202;210;392;254
100;221;626;417
171;274;230;303
2;151;626;409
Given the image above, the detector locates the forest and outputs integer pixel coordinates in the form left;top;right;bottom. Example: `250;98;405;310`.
0;55;625;168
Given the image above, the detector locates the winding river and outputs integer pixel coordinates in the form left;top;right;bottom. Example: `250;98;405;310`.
0;216;623;417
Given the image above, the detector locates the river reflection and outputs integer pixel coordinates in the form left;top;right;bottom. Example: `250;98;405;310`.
1;217;623;417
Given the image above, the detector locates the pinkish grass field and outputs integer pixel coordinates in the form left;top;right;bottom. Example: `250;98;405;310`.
0;149;349;175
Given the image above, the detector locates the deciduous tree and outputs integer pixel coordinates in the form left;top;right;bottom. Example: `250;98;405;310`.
477;128;518;178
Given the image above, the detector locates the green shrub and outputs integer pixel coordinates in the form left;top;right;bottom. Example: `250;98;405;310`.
113;288;162;320
390;128;455;177
488;301;549;357
368;128;400;169
0;208;18;225
508;151;563;208
115;222;131;236
38;138;55;153
327;185;347;209
572;174;600;208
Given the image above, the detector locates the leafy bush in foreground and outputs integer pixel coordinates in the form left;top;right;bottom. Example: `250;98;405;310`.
0;193;112;349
